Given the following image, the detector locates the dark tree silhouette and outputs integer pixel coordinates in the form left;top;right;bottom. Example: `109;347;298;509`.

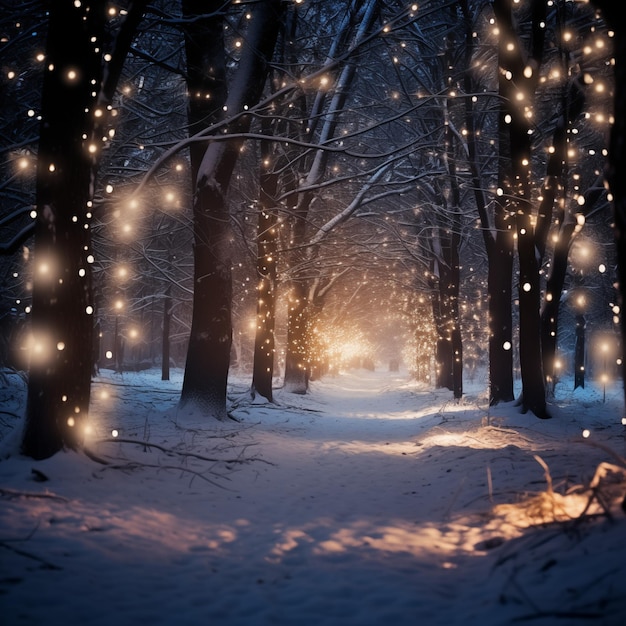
21;1;104;457
179;0;285;419
493;0;548;418
21;1;147;459
590;1;626;413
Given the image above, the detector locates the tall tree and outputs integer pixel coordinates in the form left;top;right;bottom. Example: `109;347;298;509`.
179;0;284;418
21;0;147;459
493;0;549;418
590;1;626;412
249;4;302;402
458;0;515;405
250;130;280;402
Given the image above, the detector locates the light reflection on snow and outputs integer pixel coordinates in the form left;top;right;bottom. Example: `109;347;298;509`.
2;492;614;568
265;517;510;567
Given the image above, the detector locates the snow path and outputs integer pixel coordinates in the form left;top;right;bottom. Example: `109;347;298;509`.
1;367;625;625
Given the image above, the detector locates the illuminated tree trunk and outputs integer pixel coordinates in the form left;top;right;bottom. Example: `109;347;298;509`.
536;11;589;392
540;225;571;392
431;227;461;398
179;0;284;417
537;90;570;390
251;139;279;402
253;6;300;399
431;283;451;390
284;264;310;393
20;2;105;459
20;1;148;459
443;86;463;400
429;18;464;399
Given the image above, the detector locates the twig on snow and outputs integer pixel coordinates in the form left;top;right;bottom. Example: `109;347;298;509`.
94;461;235;490
0;540;62;570
86;437;271;465
0;523;62;570
0;487;69;502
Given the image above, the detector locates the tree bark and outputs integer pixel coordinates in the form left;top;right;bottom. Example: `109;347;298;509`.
21;1;107;459
487;221;515;405
590;1;626;411
20;1;147;459
161;286;171;381
251;137;279;402
574;313;586;389
180;0;284;417
494;0;548;417
459;0;514;405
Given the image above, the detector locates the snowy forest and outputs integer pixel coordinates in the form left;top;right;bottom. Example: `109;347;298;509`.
1;0;625;460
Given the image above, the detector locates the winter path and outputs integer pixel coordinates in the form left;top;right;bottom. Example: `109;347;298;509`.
1;367;625;625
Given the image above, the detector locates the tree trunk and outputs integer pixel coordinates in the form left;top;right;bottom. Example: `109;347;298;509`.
284;280;309;394
574;314;586;389
19;1;147;459
537;33;588;394
590;2;626;411
443;84;463;400
161;286;171;382
459;0;513;405
21;1;107;459
180;0;284;417
251;140;279;402
434;337;453;390
540;221;574;389
494;0;548;417
487;225;515;404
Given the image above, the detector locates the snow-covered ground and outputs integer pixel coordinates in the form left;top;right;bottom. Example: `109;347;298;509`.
1;366;625;625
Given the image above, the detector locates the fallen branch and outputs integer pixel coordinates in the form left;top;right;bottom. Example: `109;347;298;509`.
86;437;271;465
0;540;62;570
94;461;235;490
0;487;69;502
0;523;62;571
